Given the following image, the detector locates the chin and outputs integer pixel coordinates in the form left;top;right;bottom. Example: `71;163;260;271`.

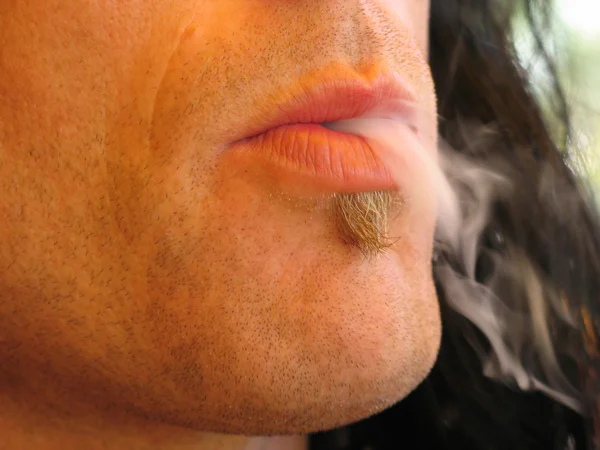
114;161;442;436
135;237;441;436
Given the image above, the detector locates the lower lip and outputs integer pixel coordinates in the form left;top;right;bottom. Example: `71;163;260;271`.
227;124;398;193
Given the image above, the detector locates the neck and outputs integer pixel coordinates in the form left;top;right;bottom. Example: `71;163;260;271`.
0;392;307;450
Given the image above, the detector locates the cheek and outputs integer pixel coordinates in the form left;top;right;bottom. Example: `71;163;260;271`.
378;0;431;56
414;1;431;55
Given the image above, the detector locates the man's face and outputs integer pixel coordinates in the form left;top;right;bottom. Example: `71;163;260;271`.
0;0;440;435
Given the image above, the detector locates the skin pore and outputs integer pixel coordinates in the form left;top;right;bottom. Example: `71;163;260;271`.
0;1;439;449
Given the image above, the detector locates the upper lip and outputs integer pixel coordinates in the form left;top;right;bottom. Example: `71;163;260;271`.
235;70;421;142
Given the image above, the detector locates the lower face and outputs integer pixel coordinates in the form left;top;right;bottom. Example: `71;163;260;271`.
0;0;441;435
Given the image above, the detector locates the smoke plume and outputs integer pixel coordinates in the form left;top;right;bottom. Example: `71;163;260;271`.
325;116;585;414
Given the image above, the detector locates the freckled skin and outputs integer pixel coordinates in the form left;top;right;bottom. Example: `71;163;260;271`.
0;0;440;447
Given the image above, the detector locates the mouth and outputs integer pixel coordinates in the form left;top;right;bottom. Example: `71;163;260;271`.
225;70;423;194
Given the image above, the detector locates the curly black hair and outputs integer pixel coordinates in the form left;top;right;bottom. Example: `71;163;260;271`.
310;1;600;449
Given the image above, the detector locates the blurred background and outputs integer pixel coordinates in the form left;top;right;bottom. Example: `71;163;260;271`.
515;0;600;199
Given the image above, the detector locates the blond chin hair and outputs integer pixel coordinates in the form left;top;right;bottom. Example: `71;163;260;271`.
332;191;400;257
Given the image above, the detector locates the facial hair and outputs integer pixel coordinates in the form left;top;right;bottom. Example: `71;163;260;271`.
331;190;400;257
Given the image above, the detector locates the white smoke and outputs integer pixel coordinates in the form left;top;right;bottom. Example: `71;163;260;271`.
324;117;584;414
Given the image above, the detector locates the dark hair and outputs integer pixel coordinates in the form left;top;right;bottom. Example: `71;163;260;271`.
310;1;600;449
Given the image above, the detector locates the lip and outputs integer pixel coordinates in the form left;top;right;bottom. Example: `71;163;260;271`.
225;71;422;193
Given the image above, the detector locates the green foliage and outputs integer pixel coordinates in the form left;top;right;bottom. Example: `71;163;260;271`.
514;0;600;199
